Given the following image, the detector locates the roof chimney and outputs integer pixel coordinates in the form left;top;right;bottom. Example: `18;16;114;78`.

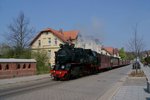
59;29;63;34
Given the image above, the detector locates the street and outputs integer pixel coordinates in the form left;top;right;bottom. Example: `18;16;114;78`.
0;65;131;100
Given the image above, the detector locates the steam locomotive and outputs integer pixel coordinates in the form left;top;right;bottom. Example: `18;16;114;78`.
50;43;129;80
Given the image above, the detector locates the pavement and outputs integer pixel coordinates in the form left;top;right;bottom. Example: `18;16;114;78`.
111;77;150;100
110;66;150;100
1;65;150;100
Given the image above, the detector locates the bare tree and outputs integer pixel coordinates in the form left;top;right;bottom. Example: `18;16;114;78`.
6;12;34;57
127;24;145;73
128;24;145;58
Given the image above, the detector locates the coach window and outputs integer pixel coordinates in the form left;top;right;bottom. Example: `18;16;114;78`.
28;64;31;68
0;64;2;70
23;64;26;69
5;64;9;70
17;64;21;69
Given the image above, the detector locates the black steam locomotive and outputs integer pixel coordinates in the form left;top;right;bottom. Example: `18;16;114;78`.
55;43;98;65
50;43;129;80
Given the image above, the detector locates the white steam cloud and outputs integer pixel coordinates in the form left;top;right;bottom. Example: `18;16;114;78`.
75;17;105;44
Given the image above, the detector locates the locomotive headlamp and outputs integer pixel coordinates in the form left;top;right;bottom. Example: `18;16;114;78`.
61;65;65;69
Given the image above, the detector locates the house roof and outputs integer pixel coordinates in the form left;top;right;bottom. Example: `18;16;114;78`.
63;30;79;40
102;47;119;55
30;28;79;46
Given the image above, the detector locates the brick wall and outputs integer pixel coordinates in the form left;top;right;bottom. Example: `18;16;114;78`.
0;62;36;79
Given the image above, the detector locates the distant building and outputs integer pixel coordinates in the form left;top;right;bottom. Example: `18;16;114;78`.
30;28;79;65
0;59;36;79
143;50;150;58
102;47;120;58
101;47;111;56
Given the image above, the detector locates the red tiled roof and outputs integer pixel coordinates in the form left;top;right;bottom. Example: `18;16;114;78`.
63;30;79;40
102;47;113;55
102;47;119;55
30;28;79;46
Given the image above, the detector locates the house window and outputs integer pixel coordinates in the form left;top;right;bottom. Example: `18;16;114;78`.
48;38;51;45
38;40;41;46
5;64;9;70
47;50;51;58
55;38;57;45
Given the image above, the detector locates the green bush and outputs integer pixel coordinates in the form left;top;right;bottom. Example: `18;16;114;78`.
32;50;50;74
144;56;150;64
0;47;32;59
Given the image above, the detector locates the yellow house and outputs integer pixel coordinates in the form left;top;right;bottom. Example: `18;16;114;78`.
30;28;79;66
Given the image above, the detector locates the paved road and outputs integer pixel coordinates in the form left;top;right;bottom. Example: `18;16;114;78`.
0;78;63;97
0;65;131;100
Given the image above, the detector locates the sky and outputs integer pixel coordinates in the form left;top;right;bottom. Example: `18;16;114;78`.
0;0;150;50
